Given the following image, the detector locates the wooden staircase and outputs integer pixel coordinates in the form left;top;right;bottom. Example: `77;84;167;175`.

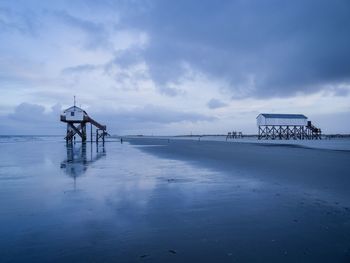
306;121;322;139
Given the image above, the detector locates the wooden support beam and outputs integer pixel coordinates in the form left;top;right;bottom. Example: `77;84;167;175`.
68;123;83;138
90;123;93;143
61;113;107;143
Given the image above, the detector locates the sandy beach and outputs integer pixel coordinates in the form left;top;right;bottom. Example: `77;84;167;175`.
127;137;350;261
0;137;350;262
127;137;350;199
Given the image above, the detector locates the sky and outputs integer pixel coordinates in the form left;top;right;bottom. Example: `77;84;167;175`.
0;0;349;135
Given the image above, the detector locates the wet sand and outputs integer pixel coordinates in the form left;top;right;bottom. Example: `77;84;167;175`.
0;137;350;262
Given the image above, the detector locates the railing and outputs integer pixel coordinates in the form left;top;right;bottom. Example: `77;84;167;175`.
86;116;106;130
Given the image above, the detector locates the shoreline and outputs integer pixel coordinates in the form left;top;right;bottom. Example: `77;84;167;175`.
122;135;350;151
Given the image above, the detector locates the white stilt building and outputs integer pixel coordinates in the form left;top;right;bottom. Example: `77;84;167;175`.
60;100;108;144
257;113;321;140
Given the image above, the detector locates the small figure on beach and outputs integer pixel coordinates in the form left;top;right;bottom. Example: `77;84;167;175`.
120;138;123;144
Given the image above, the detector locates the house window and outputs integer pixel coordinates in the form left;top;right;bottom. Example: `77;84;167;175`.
71;112;75;116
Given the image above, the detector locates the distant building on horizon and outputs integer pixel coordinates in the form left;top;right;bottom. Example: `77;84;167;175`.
256;113;321;140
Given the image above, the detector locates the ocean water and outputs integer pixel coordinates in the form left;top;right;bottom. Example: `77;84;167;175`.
0;136;350;262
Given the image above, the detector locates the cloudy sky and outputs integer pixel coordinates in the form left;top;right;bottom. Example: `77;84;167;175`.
0;0;349;135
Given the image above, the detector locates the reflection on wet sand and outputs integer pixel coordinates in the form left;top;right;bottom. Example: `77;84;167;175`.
1;138;350;262
60;143;106;180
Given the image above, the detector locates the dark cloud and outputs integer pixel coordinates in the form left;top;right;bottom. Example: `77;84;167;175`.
94;105;215;126
0;103;63;135
118;0;350;98
3;0;350;98
9;103;46;121
108;49;185;95
0;6;39;36
62;64;100;75
157;86;184;97
54;10;111;50
112;49;143;68
207;98;227;109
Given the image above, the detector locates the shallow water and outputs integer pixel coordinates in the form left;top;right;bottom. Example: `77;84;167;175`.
0;137;350;262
